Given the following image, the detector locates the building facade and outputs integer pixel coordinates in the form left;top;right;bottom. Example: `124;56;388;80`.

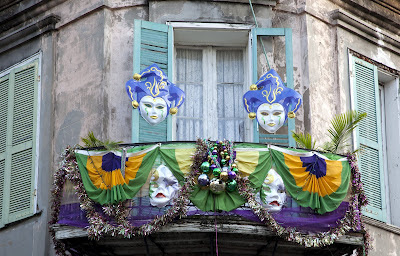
0;0;399;255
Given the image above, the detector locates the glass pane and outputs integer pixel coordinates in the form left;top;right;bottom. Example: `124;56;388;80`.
175;49;203;140
216;50;246;142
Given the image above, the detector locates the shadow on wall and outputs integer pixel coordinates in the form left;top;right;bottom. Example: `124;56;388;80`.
55;110;84;154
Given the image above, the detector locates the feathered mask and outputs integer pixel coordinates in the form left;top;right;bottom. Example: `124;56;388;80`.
243;69;302;133
125;64;185;125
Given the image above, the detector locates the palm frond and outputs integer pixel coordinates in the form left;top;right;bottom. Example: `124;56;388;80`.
323;110;367;154
291;131;317;150
81;131;103;148
103;139;123;150
80;131;122;150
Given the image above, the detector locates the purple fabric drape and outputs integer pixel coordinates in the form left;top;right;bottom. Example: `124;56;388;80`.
58;198;349;233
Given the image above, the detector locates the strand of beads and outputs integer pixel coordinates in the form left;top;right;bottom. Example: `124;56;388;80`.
197;140;238;194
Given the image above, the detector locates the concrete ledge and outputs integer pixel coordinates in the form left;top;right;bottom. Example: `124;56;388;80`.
362;216;400;236
0;14;59;54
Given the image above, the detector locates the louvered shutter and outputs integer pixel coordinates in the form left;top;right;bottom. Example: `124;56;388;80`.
132;20;173;143
351;55;386;221
251;28;295;146
0;59;38;226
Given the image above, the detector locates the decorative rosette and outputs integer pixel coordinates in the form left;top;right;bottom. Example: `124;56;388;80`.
197;140;239;194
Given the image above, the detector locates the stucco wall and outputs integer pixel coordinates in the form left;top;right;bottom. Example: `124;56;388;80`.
366;224;400;256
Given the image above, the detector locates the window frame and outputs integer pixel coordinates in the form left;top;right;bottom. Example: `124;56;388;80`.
169;22;254;142
132;20;295;146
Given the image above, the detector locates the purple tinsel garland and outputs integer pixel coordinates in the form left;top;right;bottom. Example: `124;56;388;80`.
49;142;371;255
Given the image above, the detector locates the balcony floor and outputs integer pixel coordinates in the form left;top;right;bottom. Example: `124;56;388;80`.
52;216;364;256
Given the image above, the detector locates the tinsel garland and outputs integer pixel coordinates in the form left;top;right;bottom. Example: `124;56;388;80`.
49;141;371;255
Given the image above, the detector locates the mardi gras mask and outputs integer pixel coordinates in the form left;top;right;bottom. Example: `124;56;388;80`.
256;103;286;133
149;165;180;208
243;69;302;133
125;64;185;125
260;169;286;212
139;96;168;125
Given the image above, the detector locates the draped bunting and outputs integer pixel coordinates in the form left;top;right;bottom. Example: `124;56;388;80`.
159;145;196;183
75;145;159;204
269;147;350;214
75;143;350;213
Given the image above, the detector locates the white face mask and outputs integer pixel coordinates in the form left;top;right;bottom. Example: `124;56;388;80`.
149;165;180;208
139;96;168;125
260;169;286;212
256;103;286;133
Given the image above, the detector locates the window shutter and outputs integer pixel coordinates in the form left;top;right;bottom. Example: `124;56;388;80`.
251;28;295;147
351;55;386;222
0;59;38;225
132;20;173;143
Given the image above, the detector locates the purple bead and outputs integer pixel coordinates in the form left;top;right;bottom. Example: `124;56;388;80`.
212;150;218;155
210;164;217;170
198;174;210;186
228;171;236;180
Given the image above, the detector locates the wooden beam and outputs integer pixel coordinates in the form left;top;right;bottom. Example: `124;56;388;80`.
51;221;364;246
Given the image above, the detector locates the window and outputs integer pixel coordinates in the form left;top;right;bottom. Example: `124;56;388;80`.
0;54;40;228
174;47;248;141
132;20;295;146
350;54;400;224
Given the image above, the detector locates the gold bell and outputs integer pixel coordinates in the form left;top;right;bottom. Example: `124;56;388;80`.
250;84;258;90
133;73;141;81
170;107;178;115
248;112;256;119
132;100;139;109
288;111;296;118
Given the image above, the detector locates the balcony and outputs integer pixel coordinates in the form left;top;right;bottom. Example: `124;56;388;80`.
49;141;368;255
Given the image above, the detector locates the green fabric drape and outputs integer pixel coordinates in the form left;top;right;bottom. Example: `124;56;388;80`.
75;146;159;205
75;143;350;214
269;149;350;214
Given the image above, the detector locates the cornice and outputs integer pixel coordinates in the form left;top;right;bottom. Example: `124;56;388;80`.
329;0;400;35
330;9;400;55
0;15;60;54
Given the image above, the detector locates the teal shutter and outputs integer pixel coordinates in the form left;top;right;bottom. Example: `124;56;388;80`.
351;55;386;222
0;58;39;227
132;20;173;143
251;28;295;147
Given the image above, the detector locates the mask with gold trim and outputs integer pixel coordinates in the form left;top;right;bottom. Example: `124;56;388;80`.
125;64;185;125
242;69;302;133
